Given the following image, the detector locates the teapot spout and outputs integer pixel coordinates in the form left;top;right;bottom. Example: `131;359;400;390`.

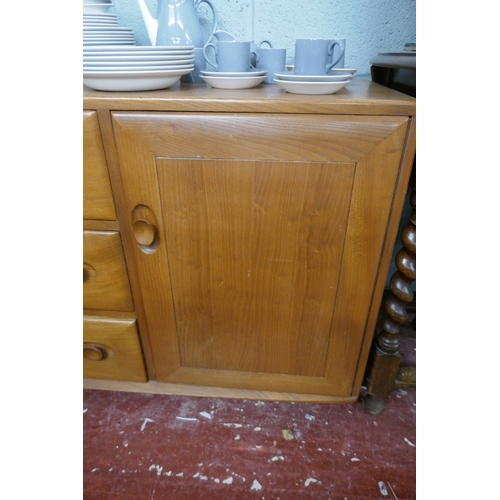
136;0;158;45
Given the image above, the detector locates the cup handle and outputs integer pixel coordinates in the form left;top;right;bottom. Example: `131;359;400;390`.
258;39;273;48
195;0;219;45
250;50;258;69
326;40;345;72
203;42;217;70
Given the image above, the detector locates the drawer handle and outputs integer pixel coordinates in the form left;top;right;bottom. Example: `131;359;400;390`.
83;262;97;282
133;219;156;246
83;342;113;361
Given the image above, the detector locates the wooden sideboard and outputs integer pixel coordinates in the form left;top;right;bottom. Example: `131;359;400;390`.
83;79;416;403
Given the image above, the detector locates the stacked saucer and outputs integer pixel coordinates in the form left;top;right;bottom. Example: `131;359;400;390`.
200;69;267;89
83;46;195;91
274;68;357;95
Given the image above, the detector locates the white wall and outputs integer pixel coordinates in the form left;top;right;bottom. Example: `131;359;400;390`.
110;0;416;76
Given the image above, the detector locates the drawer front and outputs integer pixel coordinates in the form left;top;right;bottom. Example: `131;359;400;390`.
83;230;135;312
83;110;117;221
84;315;147;382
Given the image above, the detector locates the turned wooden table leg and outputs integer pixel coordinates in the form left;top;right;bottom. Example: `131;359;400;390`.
363;167;416;414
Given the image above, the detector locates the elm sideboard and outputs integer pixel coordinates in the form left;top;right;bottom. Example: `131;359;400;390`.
83;79;416;403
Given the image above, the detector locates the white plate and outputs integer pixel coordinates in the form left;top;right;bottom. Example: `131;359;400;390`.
83;37;136;42
201;74;266;89
84;64;194;72
83;27;134;33
83;19;118;24
83;34;135;38
84;59;194;67
83;45;194;53
274;71;354;82
84;40;136;46
83;69;192;91
83;54;194;62
83;12;116;16
83;50;194;57
83;5;113;14
274;78;350;95
200;69;267;78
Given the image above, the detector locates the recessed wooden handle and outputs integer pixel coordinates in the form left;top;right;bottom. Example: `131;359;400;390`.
83;262;97;282
133;219;156;246
83;342;112;361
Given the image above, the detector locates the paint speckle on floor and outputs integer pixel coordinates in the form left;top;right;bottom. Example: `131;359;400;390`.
84;388;416;499
250;479;262;491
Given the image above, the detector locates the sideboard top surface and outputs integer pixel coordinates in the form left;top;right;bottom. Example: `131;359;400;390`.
83;78;415;116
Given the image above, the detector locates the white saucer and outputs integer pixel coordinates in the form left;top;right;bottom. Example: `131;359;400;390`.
274;78;351;95
201;74;266;89
329;68;357;75
200;69;267;78
274;71;354;82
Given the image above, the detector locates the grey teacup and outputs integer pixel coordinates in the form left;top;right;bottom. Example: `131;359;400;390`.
294;38;345;75
203;40;257;72
256;46;286;84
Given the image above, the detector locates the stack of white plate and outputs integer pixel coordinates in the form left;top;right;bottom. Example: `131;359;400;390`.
274;68;358;95
83;45;195;91
83;3;136;46
200;69;267;89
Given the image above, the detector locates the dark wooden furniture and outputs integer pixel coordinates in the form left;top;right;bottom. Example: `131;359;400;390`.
363;52;416;414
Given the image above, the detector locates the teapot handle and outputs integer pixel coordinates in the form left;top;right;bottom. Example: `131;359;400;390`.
195;0;218;45
258;40;273;48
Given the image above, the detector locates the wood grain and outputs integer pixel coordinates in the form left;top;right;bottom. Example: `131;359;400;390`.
111;112;410;397
158;159;354;376
83;111;116;221
84;79;416;117
83;230;135;312
83;314;147;382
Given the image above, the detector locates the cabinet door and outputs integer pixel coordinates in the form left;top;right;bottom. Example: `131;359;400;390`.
112;112;409;400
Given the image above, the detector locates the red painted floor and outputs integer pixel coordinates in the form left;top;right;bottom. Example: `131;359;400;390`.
83;388;416;499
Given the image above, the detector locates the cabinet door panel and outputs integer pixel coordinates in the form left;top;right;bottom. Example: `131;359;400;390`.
112;112;409;400
159;159;354;376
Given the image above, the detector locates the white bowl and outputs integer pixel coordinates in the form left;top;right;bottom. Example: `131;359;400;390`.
83;70;189;91
201;74;266;89
274;78;351;95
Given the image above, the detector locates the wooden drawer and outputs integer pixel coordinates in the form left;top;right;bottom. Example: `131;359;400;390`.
83;230;134;312
83;315;147;382
83;110;117;221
